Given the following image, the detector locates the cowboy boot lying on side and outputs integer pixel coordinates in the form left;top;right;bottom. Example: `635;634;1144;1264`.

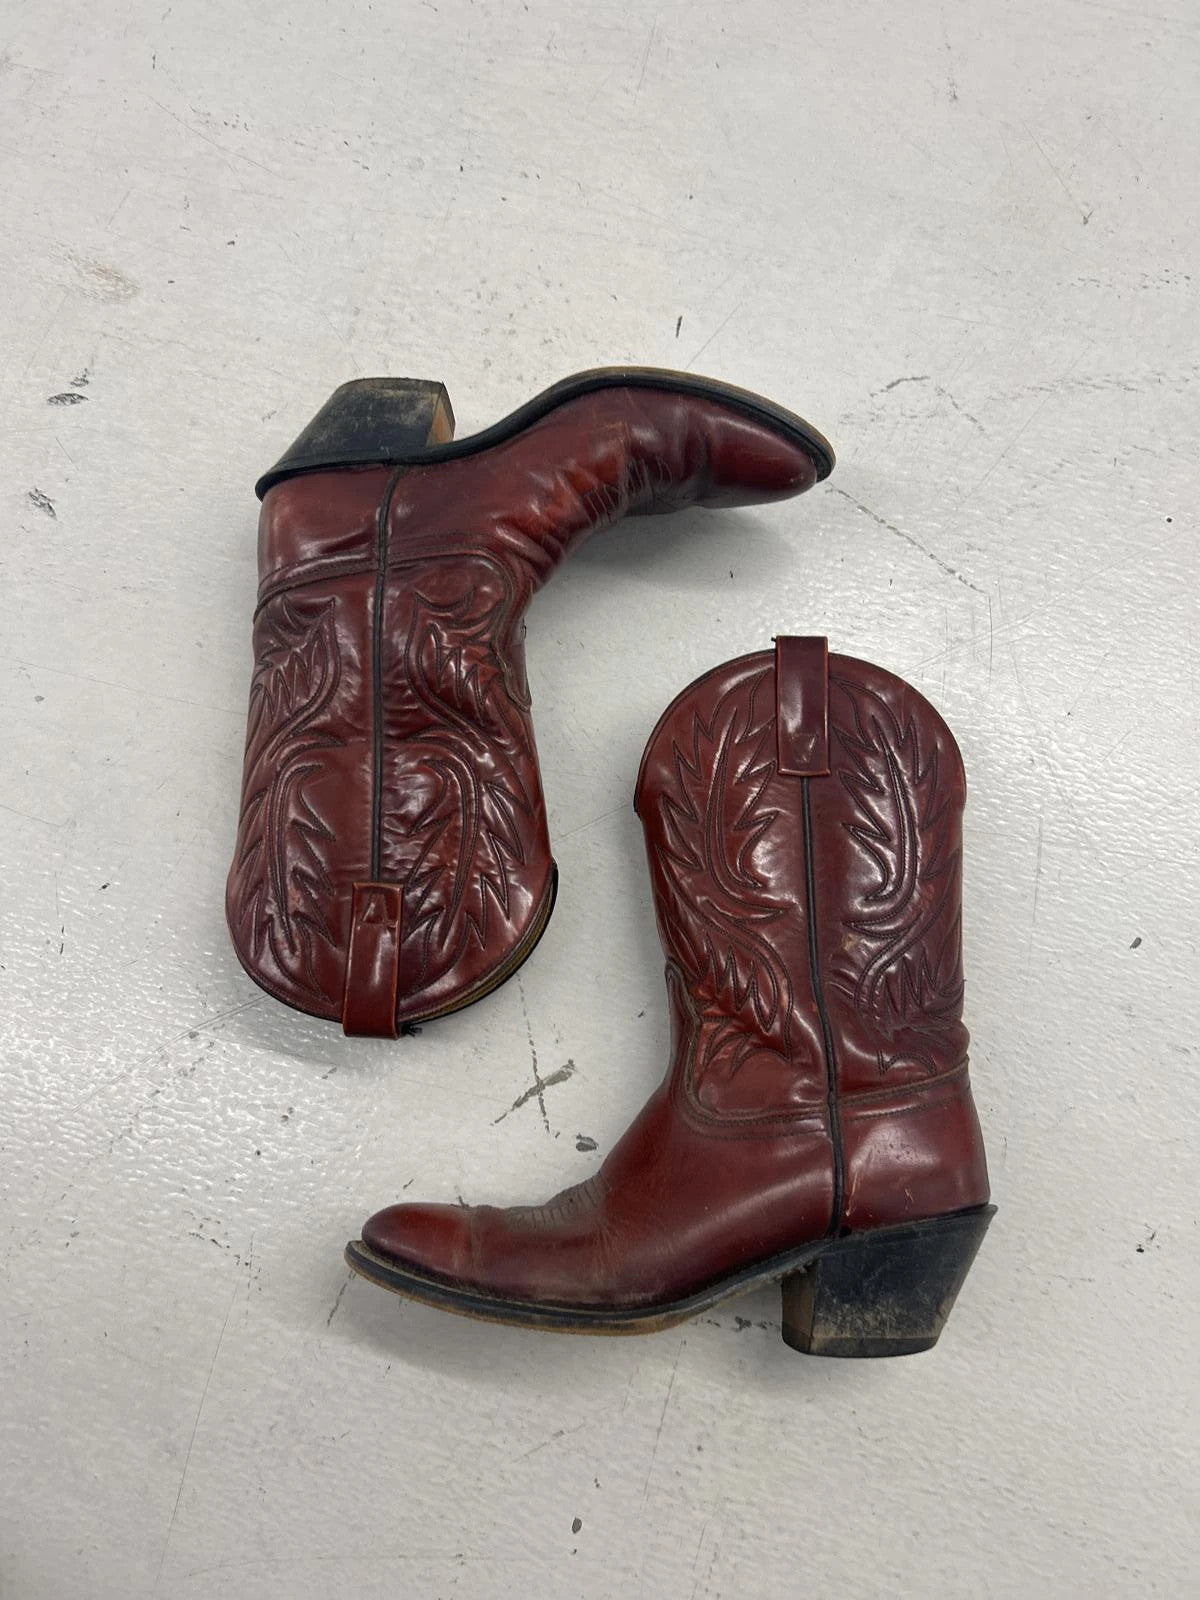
227;370;833;1036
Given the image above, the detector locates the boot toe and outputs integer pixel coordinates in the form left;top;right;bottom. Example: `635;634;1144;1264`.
361;1202;479;1283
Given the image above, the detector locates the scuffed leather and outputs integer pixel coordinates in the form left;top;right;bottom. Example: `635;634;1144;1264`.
361;647;990;1309
226;387;821;1029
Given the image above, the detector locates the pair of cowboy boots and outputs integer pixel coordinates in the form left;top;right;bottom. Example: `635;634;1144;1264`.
227;369;993;1356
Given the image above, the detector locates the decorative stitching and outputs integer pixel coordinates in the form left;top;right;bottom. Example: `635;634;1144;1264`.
827;672;965;1078
646;667;821;1124
379;552;538;1000
229;595;345;1002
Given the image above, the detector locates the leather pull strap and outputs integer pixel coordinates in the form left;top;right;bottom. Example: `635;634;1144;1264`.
342;883;404;1038
775;636;830;776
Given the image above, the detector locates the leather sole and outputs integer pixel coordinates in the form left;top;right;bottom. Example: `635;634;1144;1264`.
344;1204;995;1357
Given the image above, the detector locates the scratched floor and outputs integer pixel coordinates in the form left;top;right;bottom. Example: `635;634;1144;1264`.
2;3;1197;1597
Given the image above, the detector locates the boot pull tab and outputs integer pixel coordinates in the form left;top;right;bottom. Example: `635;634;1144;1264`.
342;883;404;1038
774;636;830;776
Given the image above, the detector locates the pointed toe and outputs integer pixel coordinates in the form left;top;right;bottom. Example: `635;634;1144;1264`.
360;1202;477;1282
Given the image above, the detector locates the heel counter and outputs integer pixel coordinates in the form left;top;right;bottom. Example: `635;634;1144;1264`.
840;1069;991;1231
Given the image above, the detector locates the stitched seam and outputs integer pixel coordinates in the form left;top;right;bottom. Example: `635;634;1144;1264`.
842;1086;973;1124
228;935;340;1019
671;961;828;1133
802;776;845;1233
370;469;404;880
678;1062;838;1139
255;557;378;617
840;1058;970;1110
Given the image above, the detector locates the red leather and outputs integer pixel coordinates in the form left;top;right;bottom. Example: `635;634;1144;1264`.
226;385;823;1033
360;642;990;1310
341;884;404;1038
774;634;829;775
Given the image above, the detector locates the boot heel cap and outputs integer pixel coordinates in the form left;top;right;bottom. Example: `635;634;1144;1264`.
780;1206;995;1358
256;377;456;498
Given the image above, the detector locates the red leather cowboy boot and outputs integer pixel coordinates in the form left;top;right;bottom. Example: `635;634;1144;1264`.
347;638;994;1356
226;371;832;1037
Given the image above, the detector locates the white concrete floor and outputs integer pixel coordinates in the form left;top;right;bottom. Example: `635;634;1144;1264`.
1;2;1197;1596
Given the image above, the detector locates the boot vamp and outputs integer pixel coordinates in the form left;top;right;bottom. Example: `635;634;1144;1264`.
361;1083;834;1311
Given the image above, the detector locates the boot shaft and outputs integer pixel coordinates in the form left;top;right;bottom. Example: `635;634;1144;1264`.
348;636;991;1338
635;638;989;1227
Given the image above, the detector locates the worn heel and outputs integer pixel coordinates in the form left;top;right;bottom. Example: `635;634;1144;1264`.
780;1206;995;1358
256;377;456;497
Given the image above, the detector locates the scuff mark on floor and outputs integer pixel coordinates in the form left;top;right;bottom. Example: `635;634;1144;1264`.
326;1270;353;1328
829;485;986;596
878;374;930;392
494;1059;575;1124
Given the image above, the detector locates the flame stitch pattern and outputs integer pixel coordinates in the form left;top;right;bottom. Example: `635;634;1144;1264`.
231;595;345;1000
394;554;539;992
652;670;797;1088
828;673;964;1076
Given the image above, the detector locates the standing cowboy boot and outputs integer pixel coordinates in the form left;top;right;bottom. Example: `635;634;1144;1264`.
226;371;833;1037
346;638;993;1356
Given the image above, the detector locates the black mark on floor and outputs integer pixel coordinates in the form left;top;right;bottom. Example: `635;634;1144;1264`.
47;392;88;406
675;315;683;337
188;1232;231;1252
879;375;930;393
28;488;56;518
326;1271;353;1326
70;368;90;388
575;1134;597;1153
571;1516;582;1534
829;486;986;596
1130;935;1142;948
